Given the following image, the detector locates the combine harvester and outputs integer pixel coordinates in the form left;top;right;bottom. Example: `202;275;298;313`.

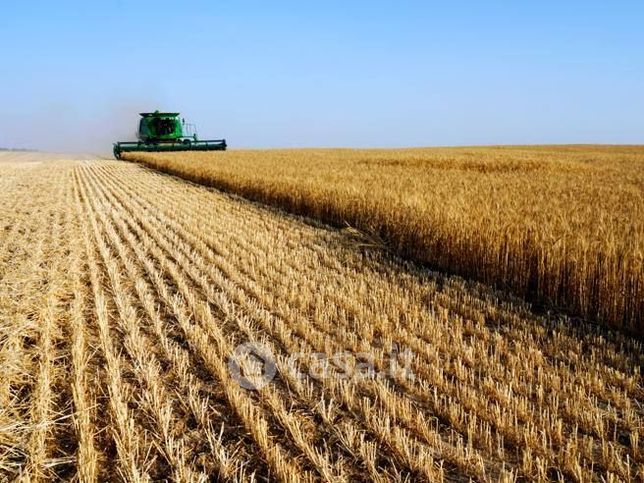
113;110;226;159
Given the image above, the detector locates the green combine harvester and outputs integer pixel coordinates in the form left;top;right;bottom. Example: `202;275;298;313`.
113;111;226;159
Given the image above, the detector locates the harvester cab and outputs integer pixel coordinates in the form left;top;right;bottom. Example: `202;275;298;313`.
113;110;226;159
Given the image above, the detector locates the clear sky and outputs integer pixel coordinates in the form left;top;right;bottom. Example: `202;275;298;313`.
1;0;643;151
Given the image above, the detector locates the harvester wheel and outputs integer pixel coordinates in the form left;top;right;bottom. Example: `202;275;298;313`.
182;139;191;146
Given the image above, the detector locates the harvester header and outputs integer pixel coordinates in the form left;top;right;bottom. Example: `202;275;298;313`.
113;110;226;159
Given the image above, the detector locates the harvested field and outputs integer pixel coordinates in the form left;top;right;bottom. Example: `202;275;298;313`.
126;146;644;334
0;154;642;481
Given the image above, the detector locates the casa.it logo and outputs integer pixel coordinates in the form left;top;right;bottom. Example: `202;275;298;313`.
227;342;277;390
229;341;415;390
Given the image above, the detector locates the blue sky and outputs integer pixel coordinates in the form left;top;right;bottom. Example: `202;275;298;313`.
1;0;643;151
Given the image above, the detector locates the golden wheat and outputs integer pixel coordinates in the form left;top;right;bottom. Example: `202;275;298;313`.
126;146;644;334
0;153;642;481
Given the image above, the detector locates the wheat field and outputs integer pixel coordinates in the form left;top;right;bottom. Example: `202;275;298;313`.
126;146;644;335
0;153;642;481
